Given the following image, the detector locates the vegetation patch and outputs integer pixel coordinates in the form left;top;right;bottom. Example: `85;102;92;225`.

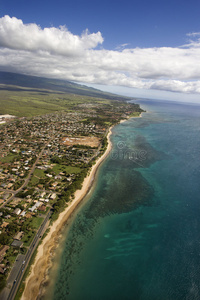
29;216;44;230
0;153;19;163
52;164;82;175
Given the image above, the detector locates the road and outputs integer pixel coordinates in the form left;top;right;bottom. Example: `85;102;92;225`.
0;144;47;209
3;210;52;300
0;140;53;300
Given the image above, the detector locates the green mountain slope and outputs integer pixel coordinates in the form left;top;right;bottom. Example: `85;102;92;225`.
0;71;140;117
0;71;130;101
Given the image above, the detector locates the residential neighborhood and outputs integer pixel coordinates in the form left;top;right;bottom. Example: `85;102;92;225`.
0;100;143;294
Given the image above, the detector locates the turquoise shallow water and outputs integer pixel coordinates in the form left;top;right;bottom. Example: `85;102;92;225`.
50;100;200;300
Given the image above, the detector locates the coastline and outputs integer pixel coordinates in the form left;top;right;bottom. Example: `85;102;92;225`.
120;112;143;124
21;126;113;300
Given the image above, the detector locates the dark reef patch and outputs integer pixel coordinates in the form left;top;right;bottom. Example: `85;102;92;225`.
86;169;154;218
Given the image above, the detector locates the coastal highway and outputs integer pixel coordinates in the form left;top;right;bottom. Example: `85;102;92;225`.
6;210;52;300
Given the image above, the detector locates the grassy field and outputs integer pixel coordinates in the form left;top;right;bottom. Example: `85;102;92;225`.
33;168;46;177
29;168;46;186
0;87;112;117
130;111;142;117
52;164;82;175
0;153;20;163
29;216;44;229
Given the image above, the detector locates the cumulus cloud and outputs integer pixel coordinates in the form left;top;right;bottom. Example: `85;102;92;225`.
1;15;200;95
0;15;103;56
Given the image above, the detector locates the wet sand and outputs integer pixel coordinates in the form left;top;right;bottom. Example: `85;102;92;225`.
22;127;113;300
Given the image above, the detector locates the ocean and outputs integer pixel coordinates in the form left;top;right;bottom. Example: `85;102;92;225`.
47;99;200;300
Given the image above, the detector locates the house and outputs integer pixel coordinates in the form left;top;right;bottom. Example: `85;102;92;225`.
38;205;46;212
29;201;42;212
14;231;24;240
50;193;56;200
0;245;9;262
1;222;9;229
25;213;32;218
13;208;22;215
11;240;23;248
7;183;13;189
20;211;26;217
46;174;52;178
5;215;11;219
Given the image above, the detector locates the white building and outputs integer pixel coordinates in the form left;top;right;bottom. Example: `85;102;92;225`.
13;208;21;215
29;201;42;212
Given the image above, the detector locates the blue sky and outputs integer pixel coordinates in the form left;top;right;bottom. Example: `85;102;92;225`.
1;0;200;102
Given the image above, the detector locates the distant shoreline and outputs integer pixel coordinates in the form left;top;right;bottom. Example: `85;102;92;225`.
120;112;143;123
22;126;114;300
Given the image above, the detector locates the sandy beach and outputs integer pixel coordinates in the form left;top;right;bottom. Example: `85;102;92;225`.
21;127;113;300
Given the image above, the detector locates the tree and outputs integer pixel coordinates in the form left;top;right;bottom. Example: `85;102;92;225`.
51;156;61;164
7;223;18;235
0;233;10;245
0;275;6;291
53;198;65;211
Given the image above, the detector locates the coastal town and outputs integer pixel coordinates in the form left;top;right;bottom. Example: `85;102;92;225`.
0;99;143;298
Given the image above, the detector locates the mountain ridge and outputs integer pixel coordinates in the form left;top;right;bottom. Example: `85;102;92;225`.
0;71;131;101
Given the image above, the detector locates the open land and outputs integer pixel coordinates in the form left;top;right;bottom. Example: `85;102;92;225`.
62;136;100;148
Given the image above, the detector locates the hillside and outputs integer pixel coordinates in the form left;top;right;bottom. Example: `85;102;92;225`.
0;71;130;102
0;72;140;117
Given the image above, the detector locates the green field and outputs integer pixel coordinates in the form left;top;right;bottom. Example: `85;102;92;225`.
33;168;46;178
52;164;82;175
0;153;19;163
29;216;44;229
29;168;46;186
0;88;112;117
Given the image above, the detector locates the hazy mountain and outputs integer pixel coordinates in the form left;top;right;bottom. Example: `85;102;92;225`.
0;71;130;101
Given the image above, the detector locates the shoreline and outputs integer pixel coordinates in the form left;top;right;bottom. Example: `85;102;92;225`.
21;126;113;300
120;112;143;124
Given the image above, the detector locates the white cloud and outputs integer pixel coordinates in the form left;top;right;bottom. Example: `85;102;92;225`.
0;15;103;56
115;43;130;51
1;15;200;95
183;32;200;49
186;32;200;37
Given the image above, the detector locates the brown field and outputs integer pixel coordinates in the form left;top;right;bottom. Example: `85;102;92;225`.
62;136;100;147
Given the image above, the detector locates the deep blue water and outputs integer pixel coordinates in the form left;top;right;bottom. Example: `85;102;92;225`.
50;100;200;300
